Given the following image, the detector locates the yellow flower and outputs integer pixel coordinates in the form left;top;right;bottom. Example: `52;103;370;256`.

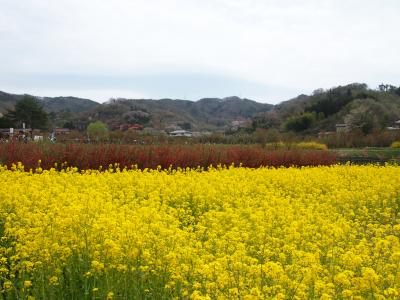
23;280;32;289
3;280;12;290
49;276;59;285
0;164;399;298
91;260;105;272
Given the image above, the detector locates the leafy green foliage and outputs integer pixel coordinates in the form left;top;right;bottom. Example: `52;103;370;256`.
254;83;400;134
87;121;109;141
284;112;317;132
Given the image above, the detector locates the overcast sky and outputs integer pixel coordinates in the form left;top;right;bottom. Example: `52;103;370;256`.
0;0;399;103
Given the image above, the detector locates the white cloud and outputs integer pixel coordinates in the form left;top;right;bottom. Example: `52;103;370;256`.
0;0;399;103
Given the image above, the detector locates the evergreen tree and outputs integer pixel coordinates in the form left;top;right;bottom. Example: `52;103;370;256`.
6;96;48;129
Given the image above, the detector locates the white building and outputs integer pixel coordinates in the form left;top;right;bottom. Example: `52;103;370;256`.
387;120;400;130
335;123;351;133
169;130;193;137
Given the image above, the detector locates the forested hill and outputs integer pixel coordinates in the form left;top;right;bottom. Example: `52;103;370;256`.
0;91;273;130
2;83;400;133
0;91;100;114
252;83;400;134
81;96;273;130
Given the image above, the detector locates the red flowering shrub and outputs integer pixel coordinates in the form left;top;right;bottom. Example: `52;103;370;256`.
0;142;337;170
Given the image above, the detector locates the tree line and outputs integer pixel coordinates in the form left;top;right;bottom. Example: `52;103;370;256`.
0;96;109;140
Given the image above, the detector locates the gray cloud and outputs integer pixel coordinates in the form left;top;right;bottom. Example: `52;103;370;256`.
0;0;399;103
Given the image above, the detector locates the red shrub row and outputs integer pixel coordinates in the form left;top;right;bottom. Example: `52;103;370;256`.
0;143;337;170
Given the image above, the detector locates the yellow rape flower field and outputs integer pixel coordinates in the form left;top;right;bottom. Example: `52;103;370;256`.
0;165;400;299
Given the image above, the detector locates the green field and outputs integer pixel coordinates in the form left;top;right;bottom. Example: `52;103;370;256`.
333;147;400;164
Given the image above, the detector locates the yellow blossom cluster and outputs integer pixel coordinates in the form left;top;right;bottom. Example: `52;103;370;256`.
0;164;399;299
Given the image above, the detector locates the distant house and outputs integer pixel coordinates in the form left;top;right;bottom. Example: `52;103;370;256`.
169;130;193;137
54;128;71;135
335;124;351;133
387;120;400;130
128;124;143;131
119;124;144;131
165;125;182;132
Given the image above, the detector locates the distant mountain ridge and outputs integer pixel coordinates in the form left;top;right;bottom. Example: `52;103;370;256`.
2;83;399;133
85;96;273;130
0;91;273;130
0;91;100;114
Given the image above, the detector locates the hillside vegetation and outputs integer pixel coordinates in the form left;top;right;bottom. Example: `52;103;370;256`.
253;83;400;134
0;91;100;128
0;91;100;114
0;91;272;130
83;96;273;130
1;83;400;133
